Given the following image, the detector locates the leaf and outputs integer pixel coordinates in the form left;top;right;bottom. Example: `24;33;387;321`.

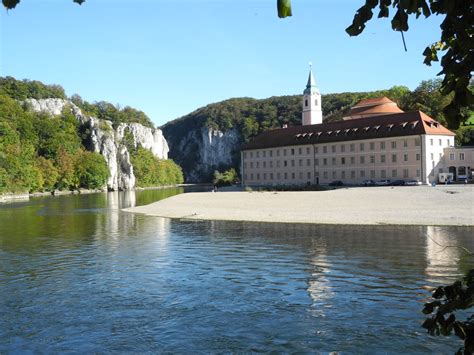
2;0;20;9
73;0;85;4
277;0;292;18
391;8;409;31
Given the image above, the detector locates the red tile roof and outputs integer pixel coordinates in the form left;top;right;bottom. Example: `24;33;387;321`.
344;97;404;120
242;111;454;151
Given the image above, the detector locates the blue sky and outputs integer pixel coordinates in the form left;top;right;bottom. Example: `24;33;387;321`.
1;0;443;126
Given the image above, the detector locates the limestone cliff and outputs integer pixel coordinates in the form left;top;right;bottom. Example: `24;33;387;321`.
25;98;169;190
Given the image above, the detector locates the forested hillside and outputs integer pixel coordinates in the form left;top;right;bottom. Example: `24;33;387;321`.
0;77;183;194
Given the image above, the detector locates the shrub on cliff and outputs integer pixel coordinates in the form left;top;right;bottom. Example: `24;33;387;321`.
131;147;184;187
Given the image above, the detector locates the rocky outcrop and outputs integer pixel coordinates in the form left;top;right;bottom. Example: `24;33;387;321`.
25;98;169;191
167;126;241;182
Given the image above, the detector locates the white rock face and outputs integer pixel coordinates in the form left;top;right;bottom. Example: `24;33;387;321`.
25;98;170;190
174;127;240;182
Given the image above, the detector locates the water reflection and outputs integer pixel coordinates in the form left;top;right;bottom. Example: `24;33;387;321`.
0;191;473;353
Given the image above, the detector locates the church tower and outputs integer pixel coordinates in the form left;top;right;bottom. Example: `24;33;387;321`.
302;63;322;126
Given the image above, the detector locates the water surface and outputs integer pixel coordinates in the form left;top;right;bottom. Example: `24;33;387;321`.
0;189;472;352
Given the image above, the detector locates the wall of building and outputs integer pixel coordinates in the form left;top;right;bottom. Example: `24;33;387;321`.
438;146;474;181
422;135;455;183
241;135;444;186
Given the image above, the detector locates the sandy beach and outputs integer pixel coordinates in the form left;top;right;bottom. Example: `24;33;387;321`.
123;185;474;226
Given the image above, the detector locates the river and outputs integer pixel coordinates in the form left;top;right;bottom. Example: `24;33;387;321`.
0;188;472;352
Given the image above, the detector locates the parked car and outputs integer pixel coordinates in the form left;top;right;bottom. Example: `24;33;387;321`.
405;179;422;186
362;179;375;186
375;179;391;186
329;180;344;186
390;180;406;186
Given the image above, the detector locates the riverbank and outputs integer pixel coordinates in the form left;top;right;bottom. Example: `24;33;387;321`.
123;185;474;226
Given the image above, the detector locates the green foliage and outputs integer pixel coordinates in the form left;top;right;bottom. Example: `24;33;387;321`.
0;76;66;100
346;0;473;129
277;0;292;18
213;168;239;187
131;147;184;187
75;150;109;189
455;126;474;147
422;269;474;354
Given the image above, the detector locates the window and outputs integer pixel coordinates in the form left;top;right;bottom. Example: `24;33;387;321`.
315;98;318;105
404;154;408;162
256;151;259;158
341;144;345;153
381;155;386;163
307;172;311;179
315;158;319;166
403;140;408;148
392;154;397;163
391;141;396;149
350;157;355;164
323;172;328;179
439;139;442;146
244;162;247;168
416;170;420;177
299;172;303;179
269;150;273;157
250;152;253;158
416;153;421;161
291;160;295;167
360;143;365;151
244;152;247;158
360;170;365;178
370;170;375;178
263;151;266;158
370;142;375;150
446;139;450;146
332;157;336;165
276;161;280;167
360;156;365;164
370;155;375;164
351;171;356;178
263;173;266;180
292;172;295;179
350;144;355;152
306;147;310;154
269;161;273;168
438;168;443;174
283;149;287;156
415;138;420;146
277;149;280;157
257;173;260;180
298;148;302;155
263;161;266;168
380;142;386;150
341;157;346;165
270;173;273;180
392;170;397;178
250;162;254;168
460;153;465;160
307;159;311;166
331;145;336;153
305;99;308;107
450;153;455;160
381;170;386;178
314;147;319;154
439;153;442;159
244;174;247;180
332;171;337;179
323;158;327;165
299;159;303;167
284;160;287;167
341;171;346;179
284;172;288;179
323;146;327;154
277;172;281;179
256;162;259;168
430;153;434;160
403;169;409;178
250;173;254;180
291;148;295;155
430;139;433;146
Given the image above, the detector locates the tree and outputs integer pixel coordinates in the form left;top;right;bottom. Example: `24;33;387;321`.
345;0;472;129
74;150;109;189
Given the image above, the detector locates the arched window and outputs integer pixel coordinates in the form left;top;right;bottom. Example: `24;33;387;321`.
315;98;318;106
305;99;308;107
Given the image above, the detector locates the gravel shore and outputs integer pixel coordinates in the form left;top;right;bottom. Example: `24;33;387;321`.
123;185;474;226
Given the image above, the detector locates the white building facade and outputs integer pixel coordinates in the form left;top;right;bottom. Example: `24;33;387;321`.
240;68;472;186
